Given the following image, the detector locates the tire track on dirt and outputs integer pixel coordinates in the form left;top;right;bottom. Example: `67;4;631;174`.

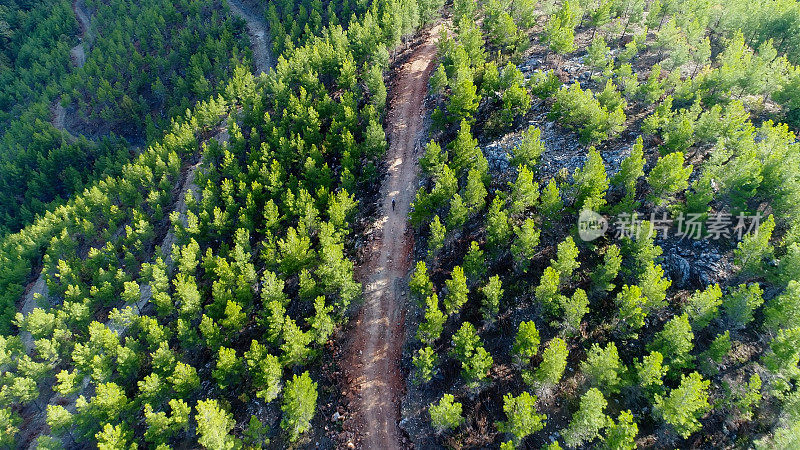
345;24;442;450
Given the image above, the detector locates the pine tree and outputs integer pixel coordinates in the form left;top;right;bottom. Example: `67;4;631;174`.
777;243;800;286
143;399;190;445
281;372;318;442
635;351;668;395
512;320;541;362
481;275;503;323
462;347;494;388
653;372;710;438
536;266;562;314
723;283;764;328
464;168;488;213
46;404;73;437
242;415;270;449
616;284;647;332
610;136;645;210
586;35;612;78
729;373;762;421
448;69;480;124
430;64;448;96
581;342;626;394
764;327;800;376
428;215;446;260
529;338;568;386
551;83;624;144
444;266;469;315
96;423;136;449
309;296;334;344
410;261;434;304
497;391;547;445
540;179;564;221
510;165;540;215
447;193;469;229
418;294;446;344
195;399;240;450
597;79;627;113
560;288;589;336
647;151;692;205
413;346;439;383
603;410;638;450
280;318;313;366
641;64;665;104
451;322;493;387
489;11;524;56
573;147;609;211
685;284;723;329
453;0;476;22
734;214;775;276
551;237;580;283
563;388;608;447
648;313;694;373
512;0;538;28
512;218;541;272
168;362;200;399
511;126;546;169
278;227;315;275
638;261;671;311
0;408;19;448
75;382;129;440
450;119;487;178
212;346;242;389
592;244;622;294
588;0;613;34
764;280;800;331
244;340;282;403
622;220;663;278
421;140;446;176
544;0;580;55
699;331;731;375
429;394;464;432
464;241;486;282
487;196;512;253
451;322;480;361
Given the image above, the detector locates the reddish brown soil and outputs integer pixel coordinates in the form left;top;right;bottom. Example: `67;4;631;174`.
344;24;442;450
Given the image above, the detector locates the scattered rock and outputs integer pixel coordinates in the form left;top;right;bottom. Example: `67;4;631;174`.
664;252;691;288
483;140;512;175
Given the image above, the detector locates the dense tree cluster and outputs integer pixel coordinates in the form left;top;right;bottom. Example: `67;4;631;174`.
0;0;252;234
408;0;800;447
0;0;444;445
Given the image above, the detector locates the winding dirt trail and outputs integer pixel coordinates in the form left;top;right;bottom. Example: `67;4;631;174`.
227;0;273;74
346;24;441;449
53;0;91;134
70;0;91;67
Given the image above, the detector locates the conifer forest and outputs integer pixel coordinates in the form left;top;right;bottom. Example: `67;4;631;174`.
2;0;800;448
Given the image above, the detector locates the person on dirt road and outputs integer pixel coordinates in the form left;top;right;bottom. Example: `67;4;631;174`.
392;198;396;211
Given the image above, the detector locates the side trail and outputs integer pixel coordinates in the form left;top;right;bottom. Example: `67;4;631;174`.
345;24;442;449
227;0;273;75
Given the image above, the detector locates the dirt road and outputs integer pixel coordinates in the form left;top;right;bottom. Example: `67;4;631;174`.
346;24;441;449
227;0;273;74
